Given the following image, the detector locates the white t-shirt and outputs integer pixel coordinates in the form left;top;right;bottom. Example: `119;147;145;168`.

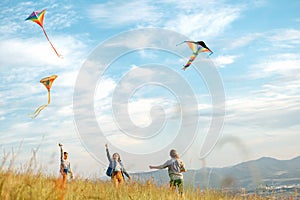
114;160;123;172
61;159;70;170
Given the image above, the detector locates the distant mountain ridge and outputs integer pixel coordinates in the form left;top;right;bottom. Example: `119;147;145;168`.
132;156;300;190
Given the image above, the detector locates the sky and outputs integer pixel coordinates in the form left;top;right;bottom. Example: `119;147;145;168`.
0;0;299;178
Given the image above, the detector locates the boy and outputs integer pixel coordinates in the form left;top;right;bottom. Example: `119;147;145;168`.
149;149;186;195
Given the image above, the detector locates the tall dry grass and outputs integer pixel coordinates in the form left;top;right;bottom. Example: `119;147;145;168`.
0;171;269;200
0;144;268;200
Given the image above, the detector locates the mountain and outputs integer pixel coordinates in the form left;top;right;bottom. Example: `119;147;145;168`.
132;156;300;190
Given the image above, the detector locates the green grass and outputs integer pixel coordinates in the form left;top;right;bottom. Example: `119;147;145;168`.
0;171;269;200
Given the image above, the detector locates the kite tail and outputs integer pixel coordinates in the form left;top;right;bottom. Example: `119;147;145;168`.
182;66;188;71
182;61;192;71
30;91;51;119
42;27;63;59
47;90;50;104
30;104;49;119
182;53;198;70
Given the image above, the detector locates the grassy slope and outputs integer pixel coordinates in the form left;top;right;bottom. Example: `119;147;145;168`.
0;172;267;200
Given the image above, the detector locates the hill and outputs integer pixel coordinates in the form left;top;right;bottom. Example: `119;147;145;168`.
132;156;300;190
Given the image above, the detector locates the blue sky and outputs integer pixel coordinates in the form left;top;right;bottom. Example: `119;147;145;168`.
0;0;299;178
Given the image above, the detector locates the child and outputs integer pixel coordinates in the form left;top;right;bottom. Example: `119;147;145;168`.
149;149;186;195
105;144;130;187
59;143;73;188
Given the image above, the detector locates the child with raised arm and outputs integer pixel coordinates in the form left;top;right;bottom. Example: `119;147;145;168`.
149;149;186;195
59;143;73;188
105;144;130;187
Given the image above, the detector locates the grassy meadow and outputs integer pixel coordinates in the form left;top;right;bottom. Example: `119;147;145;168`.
0;171;269;200
0;147;270;200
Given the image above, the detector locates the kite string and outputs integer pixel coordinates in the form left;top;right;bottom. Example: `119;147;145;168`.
41;27;63;58
176;41;186;46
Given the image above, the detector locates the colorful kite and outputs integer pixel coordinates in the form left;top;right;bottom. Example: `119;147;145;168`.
177;41;213;70
26;9;63;58
30;75;58;119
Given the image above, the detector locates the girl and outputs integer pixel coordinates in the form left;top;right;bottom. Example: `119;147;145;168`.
59;143;73;188
105;144;130;187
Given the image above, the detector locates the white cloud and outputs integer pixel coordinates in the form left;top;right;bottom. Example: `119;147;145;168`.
251;0;268;7
250;53;300;79
0;38;62;67
94;74;179;130
212;55;238;68
89;1;160;27
102;31;157;49
268;29;300;44
95;77;117;100
89;1;242;39
227;33;262;49
224;49;300;141
0;35;86;69
164;6;241;39
225;90;300;131
55;70;79;88
45;4;79;30
127;98;177;127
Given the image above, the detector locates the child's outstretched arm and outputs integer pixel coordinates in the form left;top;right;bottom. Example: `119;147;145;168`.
58;143;64;174
120;162;130;179
149;165;161;169
59;143;63;160
149;160;170;170
122;168;130;179
105;144;112;162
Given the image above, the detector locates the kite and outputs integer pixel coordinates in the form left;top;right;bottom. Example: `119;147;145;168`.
30;75;58;119
177;41;213;70
26;9;63;58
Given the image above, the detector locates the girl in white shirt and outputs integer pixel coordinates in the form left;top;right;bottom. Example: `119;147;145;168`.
59;143;73;188
105;144;130;187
